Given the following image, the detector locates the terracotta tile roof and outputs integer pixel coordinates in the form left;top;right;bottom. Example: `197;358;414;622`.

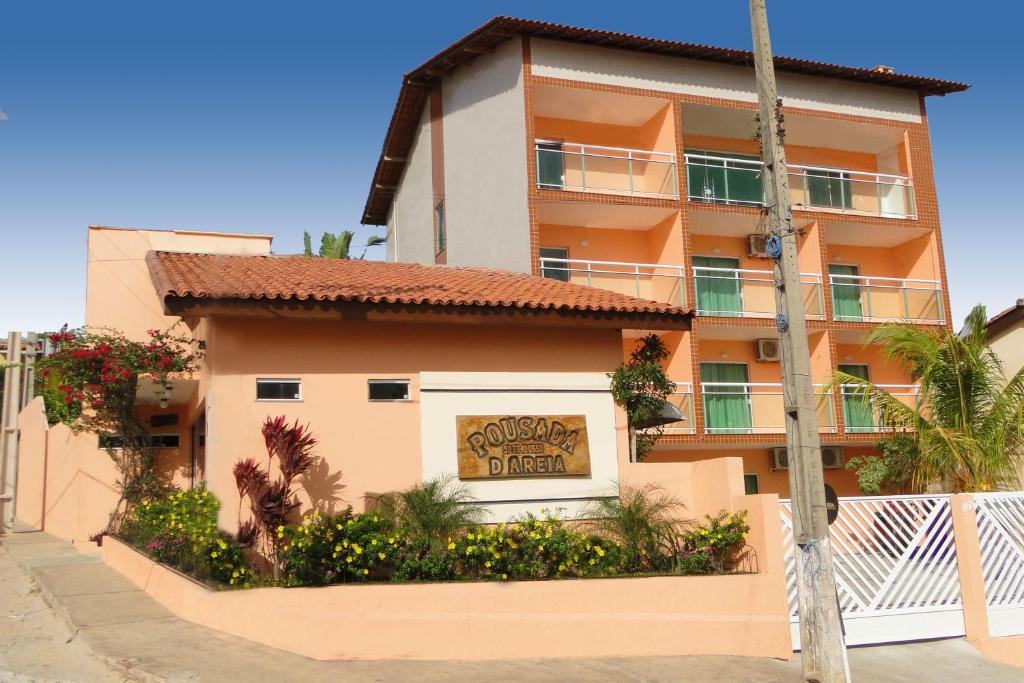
361;16;970;225
146;251;692;327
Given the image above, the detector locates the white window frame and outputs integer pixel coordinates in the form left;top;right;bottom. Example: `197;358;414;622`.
368;378;411;403
256;378;302;402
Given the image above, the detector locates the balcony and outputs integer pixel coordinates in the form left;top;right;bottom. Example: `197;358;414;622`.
540;257;686;305
536;140;678;199
829;274;944;324
649;385;696;435
684;152;917;219
840;384;922;433
701;382;835;435
692;266;823;319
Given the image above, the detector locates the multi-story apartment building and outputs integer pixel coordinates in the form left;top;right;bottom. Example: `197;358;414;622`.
362;17;968;497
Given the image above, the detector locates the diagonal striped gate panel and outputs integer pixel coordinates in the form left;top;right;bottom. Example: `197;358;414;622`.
781;495;965;648
973;492;1024;637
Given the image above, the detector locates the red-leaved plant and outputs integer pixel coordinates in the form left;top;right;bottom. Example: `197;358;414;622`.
234;416;317;578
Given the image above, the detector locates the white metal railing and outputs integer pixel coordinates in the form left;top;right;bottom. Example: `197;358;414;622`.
701;382;835;434
840;383;921;433
536;140;678;198
973;492;1024;637
692;266;824;319
643;385;695;435
830;274;944;324
684;152;917;219
780;495;964;648
540;257;686;305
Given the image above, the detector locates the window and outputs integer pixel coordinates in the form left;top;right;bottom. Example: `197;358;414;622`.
693;255;742;317
744;473;759;495
701;362;753;434
829;264;863;322
536;141;565;189
839;364;875;433
805;169;853;209
256;379;301;401
685;149;763;205
368;379;410;402
434;201;446;254
539;246;570;282
99;433;180;449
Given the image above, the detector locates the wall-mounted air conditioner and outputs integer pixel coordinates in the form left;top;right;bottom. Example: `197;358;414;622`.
748;233;769;258
756;338;781;362
770;446;844;471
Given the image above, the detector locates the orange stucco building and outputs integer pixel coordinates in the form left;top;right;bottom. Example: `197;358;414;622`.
364;17;968;497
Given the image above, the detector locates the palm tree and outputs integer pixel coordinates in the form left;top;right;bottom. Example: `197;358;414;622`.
302;230;386;259
831;305;1024;492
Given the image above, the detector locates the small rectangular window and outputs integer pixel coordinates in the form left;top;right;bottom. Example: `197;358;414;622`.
256;379;301;401
434;201;446;254
744;473;759;495
368;379;410;402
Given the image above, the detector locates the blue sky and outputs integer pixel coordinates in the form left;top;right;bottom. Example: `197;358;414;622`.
0;1;1019;333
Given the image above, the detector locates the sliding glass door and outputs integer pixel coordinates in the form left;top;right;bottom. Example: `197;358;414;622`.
829;264;864;321
839;363;875;433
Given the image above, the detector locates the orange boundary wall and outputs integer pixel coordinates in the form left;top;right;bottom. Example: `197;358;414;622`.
101;526;792;661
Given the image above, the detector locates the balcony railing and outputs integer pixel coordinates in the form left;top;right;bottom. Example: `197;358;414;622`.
829;274;945;324
692;266;824;319
646;385;696;435
840;384;922;433
702;382;835;434
684;153;917;219
536;140;678;198
540;257;686;305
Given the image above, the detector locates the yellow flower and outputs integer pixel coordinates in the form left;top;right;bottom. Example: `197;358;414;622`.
363;568;369;575
594;546;605;557
346;556;353;563
378;552;385;560
217;539;227;549
371;539;378;546
231;571;239;578
485;561;492;568
336;524;343;530
277;525;285;533
500;573;508;580
211;552;219;558
335;544;342;552
447;542;456;551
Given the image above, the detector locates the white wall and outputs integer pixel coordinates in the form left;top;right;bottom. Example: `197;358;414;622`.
442;39;532;273
389;105;436;265
991;325;1024;381
531;39;922;124
419;372;620;521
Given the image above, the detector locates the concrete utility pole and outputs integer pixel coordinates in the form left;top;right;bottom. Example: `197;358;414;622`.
1;332;24;531
748;2;849;681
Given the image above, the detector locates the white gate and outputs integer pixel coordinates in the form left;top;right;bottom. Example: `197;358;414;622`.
781;495;965;648
974;492;1024;637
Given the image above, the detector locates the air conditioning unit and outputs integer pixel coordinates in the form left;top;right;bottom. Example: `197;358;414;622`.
770;447;789;471
756;338;781;362
821;446;845;469
748;233;769;258
770;446;844;471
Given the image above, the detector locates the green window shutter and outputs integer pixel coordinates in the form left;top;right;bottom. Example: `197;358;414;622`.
838;363;874;432
744;474;759;495
701;362;752;434
537;143;565;189
829;264;863;321
693;255;742;317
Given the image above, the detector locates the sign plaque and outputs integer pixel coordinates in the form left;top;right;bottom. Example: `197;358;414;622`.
456;415;591;480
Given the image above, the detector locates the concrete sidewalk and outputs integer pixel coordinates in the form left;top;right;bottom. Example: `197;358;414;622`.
2;531;1023;682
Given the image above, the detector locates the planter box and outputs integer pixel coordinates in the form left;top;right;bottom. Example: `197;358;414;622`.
102;536;791;661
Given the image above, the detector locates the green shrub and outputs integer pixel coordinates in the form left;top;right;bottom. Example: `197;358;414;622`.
118;486;254;587
682;509;749;572
279;509;404;585
374;475;484;557
583;484;688;572
452;513;622;581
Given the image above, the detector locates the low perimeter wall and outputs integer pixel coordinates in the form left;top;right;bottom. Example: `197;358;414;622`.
102;513;792;662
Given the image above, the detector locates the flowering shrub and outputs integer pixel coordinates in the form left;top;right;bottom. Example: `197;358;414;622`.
279;509;403;585
681;510;750;573
234;416;318;579
119;486;254;588
451;514;621;581
35;325;200;528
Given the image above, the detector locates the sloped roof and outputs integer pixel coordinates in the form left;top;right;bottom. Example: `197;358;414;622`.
146;251;692;328
361;16;970;225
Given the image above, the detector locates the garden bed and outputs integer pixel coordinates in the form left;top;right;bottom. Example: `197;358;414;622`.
102;534;791;661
